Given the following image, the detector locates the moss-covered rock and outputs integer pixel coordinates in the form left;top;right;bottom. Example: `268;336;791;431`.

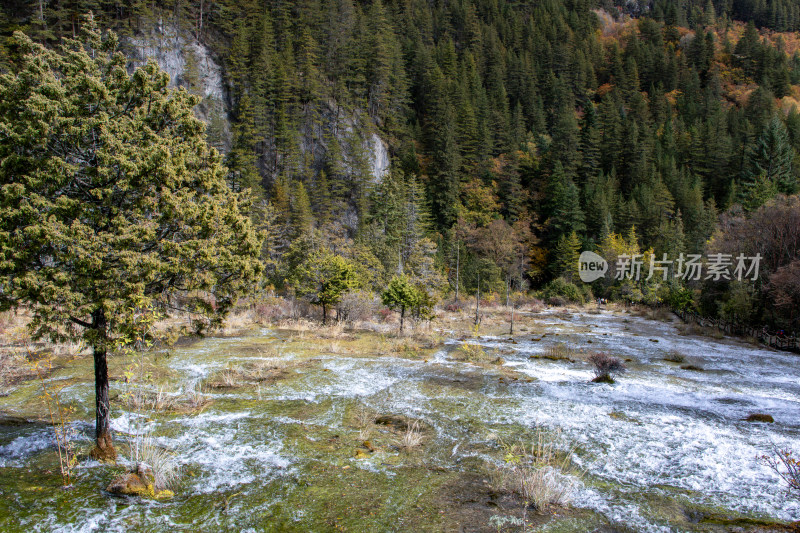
106;473;149;496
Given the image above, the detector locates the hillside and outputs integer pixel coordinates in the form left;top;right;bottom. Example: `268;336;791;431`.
2;0;800;327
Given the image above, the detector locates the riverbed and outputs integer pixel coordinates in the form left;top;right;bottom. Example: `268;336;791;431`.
1;308;798;532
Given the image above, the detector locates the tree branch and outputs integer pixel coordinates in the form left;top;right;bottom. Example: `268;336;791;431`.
69;315;92;328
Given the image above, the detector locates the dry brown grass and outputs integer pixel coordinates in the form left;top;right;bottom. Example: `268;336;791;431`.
180;387;213;412
242;358;289;379
664;350;686;363
393;420;424;451
631;306;674;322
451;341;488;362
488;429;580;512
216;309;258;336
204;366;242;389
125;385;176;411
677;322;725;339
0;312;88;393
349;405;377;441
123;382;212;413
203;355;296;390
534;343;579;362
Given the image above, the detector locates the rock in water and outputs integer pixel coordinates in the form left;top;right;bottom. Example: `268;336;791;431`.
354;449;370;459
745;413;774;423
106;473;149;496
375;414;413;432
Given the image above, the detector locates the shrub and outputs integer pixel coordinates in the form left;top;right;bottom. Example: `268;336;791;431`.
337;290;378;324
455;341;487;361
664;350;686;363
541;278;586;305
588;352;626;383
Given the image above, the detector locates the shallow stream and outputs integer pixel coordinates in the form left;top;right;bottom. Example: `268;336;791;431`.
1;309;798;532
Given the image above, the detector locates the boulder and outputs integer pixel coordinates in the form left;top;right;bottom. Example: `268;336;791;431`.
745;413;774;423
106;473;149;496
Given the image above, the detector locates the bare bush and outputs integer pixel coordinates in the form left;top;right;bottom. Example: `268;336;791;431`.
443;299;468;313
588;352;626;382
337;291;378;325
253;298;295;323
760;447;800;500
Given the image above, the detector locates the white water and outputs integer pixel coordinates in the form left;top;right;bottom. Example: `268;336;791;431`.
1;310;798;531
478;311;800;523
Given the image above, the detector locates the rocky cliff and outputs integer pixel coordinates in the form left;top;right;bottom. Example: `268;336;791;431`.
122;24;390;183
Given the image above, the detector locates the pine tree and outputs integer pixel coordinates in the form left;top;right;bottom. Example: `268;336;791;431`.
578;101;602;183
742;115;797;202
294;248;360;324
290;180;314;239
0;23;262;460
545;162;586;240
555;231;582;282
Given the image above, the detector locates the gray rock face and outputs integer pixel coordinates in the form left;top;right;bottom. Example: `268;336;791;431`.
120;23;389;182
123;24;224;103
368;133;390;181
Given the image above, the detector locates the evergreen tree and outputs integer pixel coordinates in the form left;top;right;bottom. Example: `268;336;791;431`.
742;115;797;202
545;162;586;240
0;24;262;459
294;248;360;324
555;230;582;282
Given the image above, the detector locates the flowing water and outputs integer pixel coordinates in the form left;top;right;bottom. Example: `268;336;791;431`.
0;309;798;532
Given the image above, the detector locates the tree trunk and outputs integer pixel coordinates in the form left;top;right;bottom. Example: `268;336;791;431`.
455;244;460;302
90;307;116;462
400;306;405;333
475;274;481;327
322;302;327;325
